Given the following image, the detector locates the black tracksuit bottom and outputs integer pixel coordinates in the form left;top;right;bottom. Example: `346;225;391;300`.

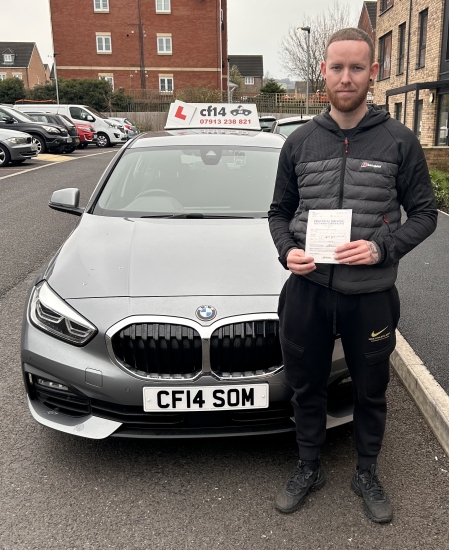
278;275;400;470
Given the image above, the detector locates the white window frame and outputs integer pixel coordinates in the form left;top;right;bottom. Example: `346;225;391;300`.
244;76;255;85
94;0;109;12
96;34;112;53
12;73;23;79
0;73;6;80
156;0;171;13
3;53;13;63
159;76;174;93
99;74;114;90
157;35;172;54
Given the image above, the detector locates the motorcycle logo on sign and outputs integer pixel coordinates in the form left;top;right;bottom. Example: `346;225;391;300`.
196;306;217;321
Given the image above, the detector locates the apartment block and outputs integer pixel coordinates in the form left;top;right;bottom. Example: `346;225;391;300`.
49;0;228;93
374;0;449;147
0;42;48;87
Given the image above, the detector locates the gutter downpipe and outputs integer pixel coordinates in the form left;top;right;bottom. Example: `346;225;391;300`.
404;0;413;125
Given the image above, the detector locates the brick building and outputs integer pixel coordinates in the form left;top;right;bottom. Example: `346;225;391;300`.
0;42;48;87
358;1;377;98
227;55;263;96
374;0;449;147
49;0;228;93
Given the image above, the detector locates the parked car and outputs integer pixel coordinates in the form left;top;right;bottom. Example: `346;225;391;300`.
14;103;127;148
74;122;97;148
0;105;72;154
21;116;353;440
20;111;80;153
0;128;38;167
270;115;315;138
108;117;138;138
259;116;276;132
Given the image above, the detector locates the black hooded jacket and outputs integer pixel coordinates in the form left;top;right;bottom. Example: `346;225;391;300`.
268;105;438;294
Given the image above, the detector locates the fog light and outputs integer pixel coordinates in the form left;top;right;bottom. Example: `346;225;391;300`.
36;378;69;391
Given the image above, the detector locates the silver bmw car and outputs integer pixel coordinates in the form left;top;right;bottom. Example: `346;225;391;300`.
21;128;353;439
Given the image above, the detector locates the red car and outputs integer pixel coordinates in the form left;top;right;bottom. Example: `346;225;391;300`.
74;122;97;148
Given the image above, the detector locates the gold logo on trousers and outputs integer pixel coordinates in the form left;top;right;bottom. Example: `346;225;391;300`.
371;326;388;338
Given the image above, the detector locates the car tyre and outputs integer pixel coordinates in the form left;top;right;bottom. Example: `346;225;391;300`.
0;144;11;167
11;159;26;165
96;133;110;148
78;142;88;149
31;134;47;154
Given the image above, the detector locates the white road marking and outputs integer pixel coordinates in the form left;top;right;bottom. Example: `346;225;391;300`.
0;151;115;181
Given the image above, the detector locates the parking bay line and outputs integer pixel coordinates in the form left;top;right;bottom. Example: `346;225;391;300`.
0;150;115;181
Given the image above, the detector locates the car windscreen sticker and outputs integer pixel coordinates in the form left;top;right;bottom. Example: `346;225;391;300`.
165;101;261;130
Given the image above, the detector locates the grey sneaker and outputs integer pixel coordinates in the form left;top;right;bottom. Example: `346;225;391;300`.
275;460;325;514
351;465;393;523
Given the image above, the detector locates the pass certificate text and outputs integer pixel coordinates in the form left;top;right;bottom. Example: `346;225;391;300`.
305;209;353;264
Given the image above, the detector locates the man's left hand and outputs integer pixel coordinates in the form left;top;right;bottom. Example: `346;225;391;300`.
334;240;380;265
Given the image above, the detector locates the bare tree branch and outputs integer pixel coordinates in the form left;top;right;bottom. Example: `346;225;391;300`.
278;2;356;93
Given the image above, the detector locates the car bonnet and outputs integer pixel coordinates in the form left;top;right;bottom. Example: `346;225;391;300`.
45;214;286;299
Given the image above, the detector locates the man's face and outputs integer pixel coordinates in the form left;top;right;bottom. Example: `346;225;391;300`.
321;40;378;114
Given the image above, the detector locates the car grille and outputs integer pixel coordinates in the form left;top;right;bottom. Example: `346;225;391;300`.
110;319;283;380
210;320;282;378
111;323;203;378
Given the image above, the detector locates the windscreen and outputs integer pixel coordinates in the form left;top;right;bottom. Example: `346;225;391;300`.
95;146;280;217
278;122;308;137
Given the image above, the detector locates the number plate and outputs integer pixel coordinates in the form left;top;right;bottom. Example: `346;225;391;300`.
143;384;269;412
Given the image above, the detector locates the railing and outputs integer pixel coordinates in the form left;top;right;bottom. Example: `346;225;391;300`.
118;90;373;115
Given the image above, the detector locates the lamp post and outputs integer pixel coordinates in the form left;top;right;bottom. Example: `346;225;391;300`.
53;53;60;105
298;26;310;115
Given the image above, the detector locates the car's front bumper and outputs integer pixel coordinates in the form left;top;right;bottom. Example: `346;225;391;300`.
21;294;353;439
46;136;74;152
9;143;38;160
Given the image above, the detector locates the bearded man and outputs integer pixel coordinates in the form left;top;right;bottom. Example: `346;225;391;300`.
268;28;437;523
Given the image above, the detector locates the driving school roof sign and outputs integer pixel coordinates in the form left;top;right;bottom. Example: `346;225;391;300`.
165;100;260;130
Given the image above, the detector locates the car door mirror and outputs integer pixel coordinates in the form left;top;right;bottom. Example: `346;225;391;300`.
49;188;84;216
3;116;16;124
86;115;95;122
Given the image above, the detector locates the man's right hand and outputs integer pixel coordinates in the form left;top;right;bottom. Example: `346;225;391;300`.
286;248;316;275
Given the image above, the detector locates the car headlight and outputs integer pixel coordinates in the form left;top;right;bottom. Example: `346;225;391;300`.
6;137;28;144
29;281;97;345
42;125;61;134
78;125;92;132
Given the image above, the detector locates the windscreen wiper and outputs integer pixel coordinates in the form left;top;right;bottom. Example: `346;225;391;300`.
140;213;255;219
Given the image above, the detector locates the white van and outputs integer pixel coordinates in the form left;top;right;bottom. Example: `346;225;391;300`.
14;104;127;148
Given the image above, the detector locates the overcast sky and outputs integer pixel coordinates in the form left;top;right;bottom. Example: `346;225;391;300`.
0;0;365;78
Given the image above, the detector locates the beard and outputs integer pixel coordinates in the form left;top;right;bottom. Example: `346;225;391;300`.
326;80;371;113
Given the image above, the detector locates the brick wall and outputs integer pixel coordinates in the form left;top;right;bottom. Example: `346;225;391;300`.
423;146;449;172
50;0;227;92
374;0;445;146
27;46;47;87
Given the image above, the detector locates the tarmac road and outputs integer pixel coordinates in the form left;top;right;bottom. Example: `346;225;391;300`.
0;153;448;549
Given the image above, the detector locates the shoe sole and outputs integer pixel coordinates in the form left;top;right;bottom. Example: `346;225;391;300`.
351;477;392;524
275;471;326;514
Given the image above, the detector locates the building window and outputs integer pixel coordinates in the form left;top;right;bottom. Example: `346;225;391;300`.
157;36;172;54
0;73;6;80
12;73;23;79
96;34;112;53
394;103;402;122
417;9;428;68
436;94;449;146
244;76;255;85
3;53;14;64
156;0;171;13
94;0;109;11
159;76;173;92
415;99;423;141
380;0;394;13
99;74;114;90
397;23;406;75
378;33;392;80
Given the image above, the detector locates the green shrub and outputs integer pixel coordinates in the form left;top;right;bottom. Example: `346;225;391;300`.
429;170;449;209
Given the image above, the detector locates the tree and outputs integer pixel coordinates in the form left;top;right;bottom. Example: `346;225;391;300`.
278;1;355;94
0;78;26;104
229;64;244;93
260;78;285;94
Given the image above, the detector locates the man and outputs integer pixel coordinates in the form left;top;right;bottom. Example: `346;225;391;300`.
268;28;437;523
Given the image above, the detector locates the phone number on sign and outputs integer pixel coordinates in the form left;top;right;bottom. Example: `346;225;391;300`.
199;118;252;125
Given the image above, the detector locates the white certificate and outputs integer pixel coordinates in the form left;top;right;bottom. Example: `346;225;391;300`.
305;209;352;264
